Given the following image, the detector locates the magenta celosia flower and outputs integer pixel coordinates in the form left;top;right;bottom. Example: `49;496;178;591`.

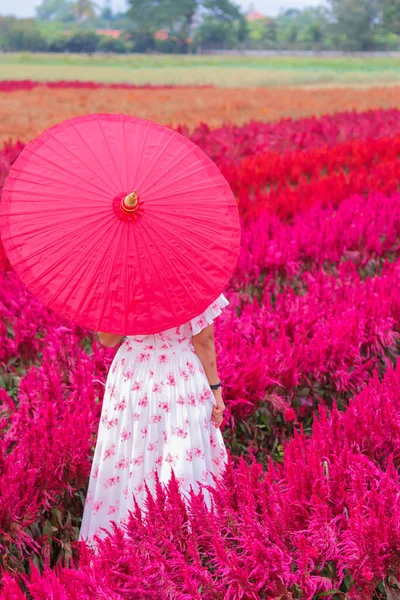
283;407;297;422
1;107;400;597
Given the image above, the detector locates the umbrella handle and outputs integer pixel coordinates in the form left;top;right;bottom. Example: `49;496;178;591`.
121;191;139;213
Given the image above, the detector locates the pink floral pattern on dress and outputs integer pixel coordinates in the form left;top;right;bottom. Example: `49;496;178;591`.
149;414;162;424
104;475;120;489
104;444;116;460
114;397;127;411
166;373;176;386
180;369;189;381
107;500;120;515
79;293;230;551
172;426;188;439
116;457;130;469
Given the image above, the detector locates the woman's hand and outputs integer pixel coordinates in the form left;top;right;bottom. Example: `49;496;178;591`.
96;332;124;348
211;387;225;428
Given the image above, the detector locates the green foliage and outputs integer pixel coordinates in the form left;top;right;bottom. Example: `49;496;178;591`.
243;1;400;52
5;0;400;53
126;0;175;35
72;0;100;23
327;0;381;50
35;0;75;22
126;0;245;52
373;30;400;50
66;30;99;52
247;19;264;42
96;34;130;53
194;16;236;47
1;18;48;51
381;0;400;35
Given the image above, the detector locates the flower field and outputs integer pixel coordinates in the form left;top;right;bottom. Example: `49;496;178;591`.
2;79;400;145
1;84;400;599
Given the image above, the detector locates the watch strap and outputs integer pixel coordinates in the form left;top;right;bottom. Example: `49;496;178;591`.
210;382;222;390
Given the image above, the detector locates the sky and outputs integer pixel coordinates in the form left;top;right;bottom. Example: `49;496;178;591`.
0;0;324;19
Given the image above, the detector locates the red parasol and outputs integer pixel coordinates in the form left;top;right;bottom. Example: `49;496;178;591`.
0;113;241;335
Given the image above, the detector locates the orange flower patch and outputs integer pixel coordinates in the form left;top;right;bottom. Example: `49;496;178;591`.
1;84;400;144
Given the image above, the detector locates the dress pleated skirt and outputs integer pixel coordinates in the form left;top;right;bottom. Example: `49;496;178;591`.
78;336;228;550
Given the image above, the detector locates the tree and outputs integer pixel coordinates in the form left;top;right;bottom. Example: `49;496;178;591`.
194;14;243;47
66;29;98;50
296;8;328;49
202;0;242;23
195;0;246;47
326;0;381;50
247;19;264;42
126;0;175;39
72;0;100;23
0;16;16;46
381;0;400;36
97;34;129;52
35;0;75;21
302;22;324;46
4;19;47;51
275;9;301;47
126;0;245;52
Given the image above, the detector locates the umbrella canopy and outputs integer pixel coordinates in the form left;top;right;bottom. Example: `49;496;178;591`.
0;113;241;335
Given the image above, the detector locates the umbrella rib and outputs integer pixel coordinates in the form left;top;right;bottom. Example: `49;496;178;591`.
122;116;129;192
11;154;113;200
134;220;178;321
91;220;126;331
136;132;176;192
147;209;239;257
43;214;120;311
130;121;152;192
144;212;232;285
69;122;120;195
146;183;226;205
140;163;211;199
8;167;112;199
141;216;215;308
29;132;116;197
145;208;239;241
4;191;112;207
138;145;193;197
130;221;152;329
5;211;115;272
151;205;236;220
96;119;125;191
123;219;129;334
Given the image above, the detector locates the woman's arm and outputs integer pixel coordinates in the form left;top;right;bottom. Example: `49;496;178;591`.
96;332;124;348
192;324;225;427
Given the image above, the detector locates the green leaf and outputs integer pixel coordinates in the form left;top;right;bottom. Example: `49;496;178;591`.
42;520;54;537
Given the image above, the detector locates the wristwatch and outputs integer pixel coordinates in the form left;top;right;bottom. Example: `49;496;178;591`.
210;381;222;390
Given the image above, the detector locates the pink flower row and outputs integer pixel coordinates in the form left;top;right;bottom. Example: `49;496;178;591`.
1;348;399;598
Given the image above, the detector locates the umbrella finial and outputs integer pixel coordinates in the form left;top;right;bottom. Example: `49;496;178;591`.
122;190;139;212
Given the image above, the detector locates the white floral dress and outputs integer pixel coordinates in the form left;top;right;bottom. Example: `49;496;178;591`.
78;293;229;549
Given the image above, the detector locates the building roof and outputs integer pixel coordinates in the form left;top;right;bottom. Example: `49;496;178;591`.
246;11;266;22
155;30;169;41
95;29;122;38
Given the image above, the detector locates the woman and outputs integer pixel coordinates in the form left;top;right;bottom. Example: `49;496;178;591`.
78;293;229;550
